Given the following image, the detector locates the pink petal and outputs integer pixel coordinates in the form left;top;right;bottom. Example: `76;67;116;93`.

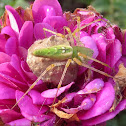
92;33;107;62
80;36;98;59
34;23;54;40
41;82;74;98
7;118;31;126
21;61;37;84
80;94;96;110
10;55;27;83
63;92;76;103
62;94;96;114
0;62;27;88
112;25;123;43
77;78;104;94
32;0;62;23
40;115;56;126
5;5;23;36
0;82;15;99
106;39;122;67
0;34;6;52
0;73;19;90
78;35;99;75
88;19;107;35
1;26;17;38
0;109;22;123
43;16;67;33
106;27;115;40
5;37;18;56
82;99;126;125
33;5;56;24
19;21;33;49
73;16;94;32
18;46;28;60
16;90;51;122
0;52;11;64
28;90;47;105
78;82;115;120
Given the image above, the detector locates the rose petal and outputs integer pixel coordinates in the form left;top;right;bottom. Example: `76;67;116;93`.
112;25;123;43
77;35;99;75
78;82;115;120
0;62;27;88
5;5;23;35
19;21;33;49
0;52;11;64
106;39;122;68
32;0;62;23
21;61;37;83
41;82;74;98
10;55;27;83
80;36;98;59
28;90;46;105
77;78;104;94
40;115;56;126
0;82;15;99
106;27;115;41
43;16;67;33
33;5;56;24
0;34;6;52
18;46;28;60
1;26;17;38
5;37;18;56
63;92;76;104
62;94;96;114
34;23;54;40
7;118;31;126
0;109;22;123
16;90;51;122
0;73;19;89
92;33;107;62
82;99;126;125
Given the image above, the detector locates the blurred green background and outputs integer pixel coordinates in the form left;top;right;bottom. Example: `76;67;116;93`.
0;0;126;125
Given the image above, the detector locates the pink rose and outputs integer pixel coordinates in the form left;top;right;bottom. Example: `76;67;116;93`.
0;0;125;125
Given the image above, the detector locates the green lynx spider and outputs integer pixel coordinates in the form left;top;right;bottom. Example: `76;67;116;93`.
11;18;113;109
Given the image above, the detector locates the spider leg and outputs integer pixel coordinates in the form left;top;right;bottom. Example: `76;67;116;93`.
72;16;84;46
63;26;75;46
73;57;113;78
11;64;55;110
43;28;65;38
72;18;102;36
74;16;81;42
78;52;114;70
51;59;72;106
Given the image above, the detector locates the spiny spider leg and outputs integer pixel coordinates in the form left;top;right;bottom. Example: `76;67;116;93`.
73;57;113;78
64;23;84;47
11;64;55;109
76;17;81;41
78;52;113;70
71;16;83;46
43;28;65;38
72;18;102;36
52;59;72;106
63;26;75;46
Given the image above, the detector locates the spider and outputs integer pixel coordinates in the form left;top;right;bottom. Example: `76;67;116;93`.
11;18;113;112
